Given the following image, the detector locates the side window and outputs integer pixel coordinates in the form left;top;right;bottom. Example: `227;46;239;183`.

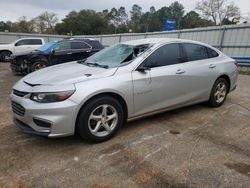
183;43;208;61
28;39;42;45
88;41;103;49
15;39;30;46
71;42;90;50
144;43;182;68
54;42;71;51
207;47;219;58
15;39;42;46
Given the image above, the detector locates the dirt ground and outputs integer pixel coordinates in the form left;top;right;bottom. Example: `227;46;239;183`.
0;63;249;188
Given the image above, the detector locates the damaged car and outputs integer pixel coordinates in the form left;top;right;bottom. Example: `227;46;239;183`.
10;38;103;74
11;38;238;142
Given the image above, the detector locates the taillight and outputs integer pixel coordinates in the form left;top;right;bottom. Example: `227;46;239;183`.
234;61;239;68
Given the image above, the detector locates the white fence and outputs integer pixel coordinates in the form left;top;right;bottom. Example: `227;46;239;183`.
1;23;250;58
0;32;67;44
77;24;250;58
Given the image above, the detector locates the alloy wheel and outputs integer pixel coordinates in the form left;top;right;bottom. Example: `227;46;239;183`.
214;82;227;104
88;104;118;137
34;63;46;71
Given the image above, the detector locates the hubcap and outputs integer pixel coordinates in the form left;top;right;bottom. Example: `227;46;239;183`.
214;82;227;103
3;53;11;61
35;63;46;70
88;104;118;137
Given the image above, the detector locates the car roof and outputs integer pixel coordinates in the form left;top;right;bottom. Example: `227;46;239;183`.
62;38;100;42
122;38;210;47
17;37;44;40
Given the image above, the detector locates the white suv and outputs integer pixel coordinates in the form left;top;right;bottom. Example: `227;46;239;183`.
0;38;45;61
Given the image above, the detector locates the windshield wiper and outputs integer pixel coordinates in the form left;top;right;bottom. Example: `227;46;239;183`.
77;59;87;63
87;62;109;69
77;59;108;69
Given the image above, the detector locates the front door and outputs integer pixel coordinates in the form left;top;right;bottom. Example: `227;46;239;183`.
51;41;72;65
132;43;190;116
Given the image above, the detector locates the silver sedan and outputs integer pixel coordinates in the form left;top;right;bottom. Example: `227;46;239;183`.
11;38;238;142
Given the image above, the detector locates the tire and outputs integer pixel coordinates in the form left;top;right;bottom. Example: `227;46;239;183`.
77;96;124;142
0;51;12;62
31;61;47;72
208;78;229;107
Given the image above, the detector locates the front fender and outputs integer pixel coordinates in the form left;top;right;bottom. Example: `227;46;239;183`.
71;75;134;125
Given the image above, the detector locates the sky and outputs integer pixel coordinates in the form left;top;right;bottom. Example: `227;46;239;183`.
0;0;249;22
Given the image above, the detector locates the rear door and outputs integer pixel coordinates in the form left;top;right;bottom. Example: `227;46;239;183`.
69;41;92;62
181;43;220;100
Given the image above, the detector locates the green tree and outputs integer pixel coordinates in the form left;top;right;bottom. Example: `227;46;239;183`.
129;4;143;32
0;21;13;32
156;1;185;30
55;10;109;35
168;1;185;29
108;7;128;33
180;11;214;29
141;6;161;32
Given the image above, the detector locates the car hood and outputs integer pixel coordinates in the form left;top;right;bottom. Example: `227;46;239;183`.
11;50;40;57
23;61;118;85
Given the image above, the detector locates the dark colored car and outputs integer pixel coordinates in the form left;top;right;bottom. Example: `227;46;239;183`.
10;38;104;74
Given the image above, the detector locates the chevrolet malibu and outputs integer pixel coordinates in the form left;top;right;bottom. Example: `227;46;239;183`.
11;38;238;142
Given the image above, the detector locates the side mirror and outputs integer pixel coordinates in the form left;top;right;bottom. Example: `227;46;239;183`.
51;49;55;54
137;65;151;72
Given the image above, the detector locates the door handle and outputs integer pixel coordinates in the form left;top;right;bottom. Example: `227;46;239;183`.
67;52;72;55
176;69;185;74
208;64;216;69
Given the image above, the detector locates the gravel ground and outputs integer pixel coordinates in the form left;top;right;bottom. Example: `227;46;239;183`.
0;63;249;188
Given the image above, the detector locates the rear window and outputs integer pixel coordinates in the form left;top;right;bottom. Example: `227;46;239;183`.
207;47;219;58
71;42;90;49
87;40;104;49
183;43;208;61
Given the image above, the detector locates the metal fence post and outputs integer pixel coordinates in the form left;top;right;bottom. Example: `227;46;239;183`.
100;35;103;44
178;30;182;39
219;26;226;50
119;34;122;42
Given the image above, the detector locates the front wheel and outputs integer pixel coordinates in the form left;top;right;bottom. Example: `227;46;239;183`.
208;78;228;107
77;96;124;142
0;51;12;62
31;61;47;72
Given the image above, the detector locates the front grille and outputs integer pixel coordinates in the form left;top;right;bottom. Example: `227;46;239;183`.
13;89;29;97
11;57;22;65
11;101;25;116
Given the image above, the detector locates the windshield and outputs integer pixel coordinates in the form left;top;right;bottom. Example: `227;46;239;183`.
37;41;57;51
81;43;151;68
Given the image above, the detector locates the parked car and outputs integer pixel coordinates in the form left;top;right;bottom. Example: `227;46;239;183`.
11;38;238;142
0;38;45;62
10;38;104;74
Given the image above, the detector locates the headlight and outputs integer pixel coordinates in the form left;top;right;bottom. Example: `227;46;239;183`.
30;90;75;103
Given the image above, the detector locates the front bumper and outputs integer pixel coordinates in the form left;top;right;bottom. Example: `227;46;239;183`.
11;93;79;138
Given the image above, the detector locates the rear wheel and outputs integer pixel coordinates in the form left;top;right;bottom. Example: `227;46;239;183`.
208;78;228;107
0;51;12;62
77;96;124;142
31;61;47;72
